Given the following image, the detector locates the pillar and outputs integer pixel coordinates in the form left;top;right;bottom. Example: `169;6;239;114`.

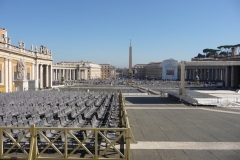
49;65;52;87
8;59;12;92
35;63;39;84
231;66;234;88
207;69;210;80
52;69;54;81
220;69;222;80
73;70;75;80
84;69;88;80
189;69;192;80
184;69;187;79
4;58;8;92
46;65;49;87
225;67;228;87
59;69;63;82
31;63;34;80
39;64;43;88
61;69;64;80
180;61;186;95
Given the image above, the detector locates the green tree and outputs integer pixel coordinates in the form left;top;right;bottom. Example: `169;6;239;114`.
203;48;219;58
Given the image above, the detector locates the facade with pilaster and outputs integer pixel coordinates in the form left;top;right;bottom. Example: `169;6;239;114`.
0;28;53;92
132;58;240;88
180;61;240;88
52;61;101;81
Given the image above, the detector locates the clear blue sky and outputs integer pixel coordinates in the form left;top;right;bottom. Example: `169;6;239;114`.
1;0;239;67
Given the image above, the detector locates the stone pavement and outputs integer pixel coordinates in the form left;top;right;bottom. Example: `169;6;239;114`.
125;96;240;160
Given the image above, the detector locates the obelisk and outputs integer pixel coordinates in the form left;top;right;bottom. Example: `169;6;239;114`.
128;40;132;83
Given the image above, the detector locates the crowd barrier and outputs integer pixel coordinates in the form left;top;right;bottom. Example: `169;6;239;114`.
0;92;131;160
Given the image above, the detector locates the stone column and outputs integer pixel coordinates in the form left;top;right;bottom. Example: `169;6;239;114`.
225;67;228;87
64;69;67;80
203;69;205;80
86;69;88;80
189;69;192;80
211;69;214;80
8;59;12;92
66;69;68;80
73;70;75;80
219;69;221;80
56;69;58;80
62;69;64;80
220;69;222;80
231;66;234;88
39;64;43;88
49;65;52;87
209;69;213;80
180;61;186;95
207;69;210;80
184;69;187;79
70;69;72;80
35;63;39;84
222;69;225;81
31;63;34;80
59;69;61;81
52;69;55;81
46;65;49;87
4;58;8;92
58;69;61;81
215;69;218;80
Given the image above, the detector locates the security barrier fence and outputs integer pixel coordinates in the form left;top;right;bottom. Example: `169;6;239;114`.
0;92;131;160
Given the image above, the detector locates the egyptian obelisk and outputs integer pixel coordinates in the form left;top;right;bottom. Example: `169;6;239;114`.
128;40;132;83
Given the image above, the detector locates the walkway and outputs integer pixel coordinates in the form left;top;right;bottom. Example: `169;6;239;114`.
125;96;240;160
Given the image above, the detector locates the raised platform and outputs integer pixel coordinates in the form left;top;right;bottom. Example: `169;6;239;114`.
165;89;240;107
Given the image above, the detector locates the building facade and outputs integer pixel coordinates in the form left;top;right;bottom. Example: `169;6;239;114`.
0;28;53;92
181;60;240;88
144;62;162;80
133;64;146;79
100;64;116;79
131;59;240;88
52;61;101;81
162;59;178;80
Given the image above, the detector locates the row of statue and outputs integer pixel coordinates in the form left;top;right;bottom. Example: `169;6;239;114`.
16;59;26;80
3;37;52;55
3;36;11;44
17;40;52;55
40;45;52;55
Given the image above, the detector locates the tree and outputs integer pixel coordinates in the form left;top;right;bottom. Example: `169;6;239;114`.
202;48;219;58
194;53;205;58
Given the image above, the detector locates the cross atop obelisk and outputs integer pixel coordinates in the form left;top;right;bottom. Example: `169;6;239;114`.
128;40;132;83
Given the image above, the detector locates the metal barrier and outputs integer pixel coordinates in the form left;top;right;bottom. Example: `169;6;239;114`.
0;92;131;160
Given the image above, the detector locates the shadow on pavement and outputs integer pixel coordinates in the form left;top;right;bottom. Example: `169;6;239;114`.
125;97;180;104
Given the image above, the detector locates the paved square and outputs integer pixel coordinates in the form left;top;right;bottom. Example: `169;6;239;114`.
126;96;240;160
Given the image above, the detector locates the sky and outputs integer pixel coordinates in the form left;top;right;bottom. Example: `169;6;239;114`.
0;0;239;68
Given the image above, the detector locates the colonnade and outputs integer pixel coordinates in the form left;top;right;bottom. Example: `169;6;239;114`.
177;66;236;87
184;68;226;81
2;58;52;92
52;68;88;81
38;64;52;89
